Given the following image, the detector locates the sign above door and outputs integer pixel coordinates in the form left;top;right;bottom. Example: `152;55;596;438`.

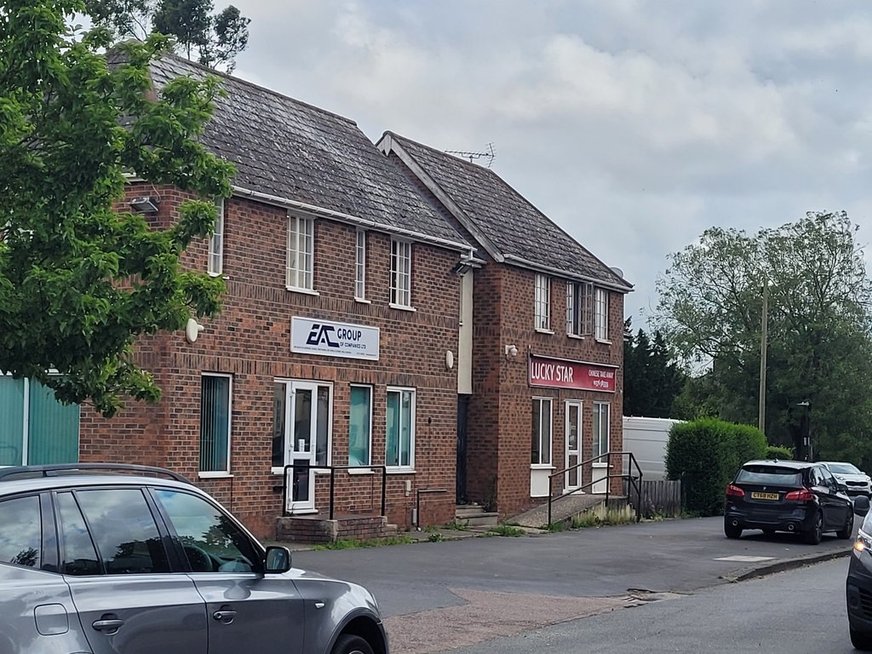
291;317;380;361
529;354;617;392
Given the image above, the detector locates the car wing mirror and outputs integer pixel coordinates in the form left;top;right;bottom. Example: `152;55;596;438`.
854;496;870;517
265;546;292;574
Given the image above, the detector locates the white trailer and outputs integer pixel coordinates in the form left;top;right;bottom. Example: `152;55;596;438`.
622;416;682;481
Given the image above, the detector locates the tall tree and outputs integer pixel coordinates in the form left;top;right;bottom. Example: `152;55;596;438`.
624;322;684;417
84;0;250;71
655;211;872;465
0;0;234;416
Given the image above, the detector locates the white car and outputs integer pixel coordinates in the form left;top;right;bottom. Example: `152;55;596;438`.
821;461;872;497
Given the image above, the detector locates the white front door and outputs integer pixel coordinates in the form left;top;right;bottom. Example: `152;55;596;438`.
286;382;333;513
564;401;582;493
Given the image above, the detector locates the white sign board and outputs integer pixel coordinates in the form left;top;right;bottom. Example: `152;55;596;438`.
291;317;380;361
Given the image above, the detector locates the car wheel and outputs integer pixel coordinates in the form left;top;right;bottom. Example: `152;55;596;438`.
331;634;375;654
851;627;872;650
803;512;823;545
724;521;742;539
837;512;854;540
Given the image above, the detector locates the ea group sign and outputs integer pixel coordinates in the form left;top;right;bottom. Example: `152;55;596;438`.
529;355;616;392
291;317;380;361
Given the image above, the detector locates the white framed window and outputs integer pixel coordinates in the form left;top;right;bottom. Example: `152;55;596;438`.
200;373;232;474
349;385;372;466
531;397;552;466
390;239;412;308
534;274;551;331
355;229;366;300
0;376;79;466
208;198;224;276
287;213;314;291
566;281;594;336
386;387;415;470
595;288;609;341
592;402;610;459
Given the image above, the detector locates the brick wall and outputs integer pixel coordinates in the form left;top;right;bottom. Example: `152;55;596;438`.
80;185;463;539
466;264;626;518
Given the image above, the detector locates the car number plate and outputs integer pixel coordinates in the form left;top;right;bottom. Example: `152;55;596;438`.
751;492;779;501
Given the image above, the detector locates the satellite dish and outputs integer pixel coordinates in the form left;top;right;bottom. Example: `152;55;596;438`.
610;266;624;279
185;318;205;343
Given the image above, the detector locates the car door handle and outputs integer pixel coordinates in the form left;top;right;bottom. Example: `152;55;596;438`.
92;618;124;633
212;609;237;623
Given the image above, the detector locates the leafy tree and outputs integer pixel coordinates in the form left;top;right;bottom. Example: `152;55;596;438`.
0;0;234;416
655;211;872;465
624;321;684;417
84;0;250;71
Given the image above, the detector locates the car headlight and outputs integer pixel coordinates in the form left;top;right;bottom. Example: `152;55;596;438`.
855;529;872;555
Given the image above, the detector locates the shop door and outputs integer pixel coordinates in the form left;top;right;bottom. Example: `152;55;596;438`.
564;401;582;493
287;383;318;513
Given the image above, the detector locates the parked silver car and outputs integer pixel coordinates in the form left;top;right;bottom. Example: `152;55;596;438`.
0;463;387;654
821;461;872;497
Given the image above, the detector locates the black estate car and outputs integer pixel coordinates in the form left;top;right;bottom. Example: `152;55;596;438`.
723;460;854;544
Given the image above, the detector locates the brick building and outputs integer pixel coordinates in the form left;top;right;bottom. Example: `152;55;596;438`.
377;132;633;518
4;54;631;540
75;55;478;540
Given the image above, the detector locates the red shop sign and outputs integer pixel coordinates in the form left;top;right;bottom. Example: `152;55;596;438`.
529;355;617;392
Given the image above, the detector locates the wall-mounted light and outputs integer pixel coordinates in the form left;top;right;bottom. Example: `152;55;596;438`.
129;196;160;214
185;318;205;343
505;344;518;359
445;350;455;370
452;260;473;276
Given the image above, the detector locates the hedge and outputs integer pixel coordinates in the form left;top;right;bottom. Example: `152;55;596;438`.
765;445;794;460
665;418;767;515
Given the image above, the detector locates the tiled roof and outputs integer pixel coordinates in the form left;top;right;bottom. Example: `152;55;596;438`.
382;132;632;290
146;55;471;249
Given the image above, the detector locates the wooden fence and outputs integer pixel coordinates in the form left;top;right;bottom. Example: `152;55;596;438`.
625;479;683;518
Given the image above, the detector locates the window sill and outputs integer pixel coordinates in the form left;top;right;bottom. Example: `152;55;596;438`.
389;304;416;312
595;338;612;345
354;297;372;305
198;472;233;479
207;271;223;278
566;333;585;340
591;462;609;468
286;286;320;296
530;464;556;470
386;468;416;475
535;328;555;335
348;467;375;475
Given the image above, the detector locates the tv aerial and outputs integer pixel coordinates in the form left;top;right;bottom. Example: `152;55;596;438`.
445;142;495;168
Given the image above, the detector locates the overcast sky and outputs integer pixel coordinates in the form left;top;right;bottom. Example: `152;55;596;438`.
224;0;872;325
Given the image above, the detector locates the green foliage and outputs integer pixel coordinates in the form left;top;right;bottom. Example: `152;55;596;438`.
623;320;685;417
313;535;416;550
0;1;233;416
84;0;250;71
655;212;872;467
765;445;794;460
487;524;525;537
665;418;767;515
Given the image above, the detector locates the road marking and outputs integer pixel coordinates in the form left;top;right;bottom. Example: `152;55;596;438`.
714;555;776;563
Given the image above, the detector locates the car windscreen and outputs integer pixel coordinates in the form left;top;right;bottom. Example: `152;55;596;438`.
736;466;803;487
827;463;861;474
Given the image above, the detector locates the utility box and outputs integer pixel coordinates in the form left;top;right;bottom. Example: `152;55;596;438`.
622;416;682;481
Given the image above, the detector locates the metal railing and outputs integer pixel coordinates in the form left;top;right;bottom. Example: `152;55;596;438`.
282;463;387;520
546;451;643;526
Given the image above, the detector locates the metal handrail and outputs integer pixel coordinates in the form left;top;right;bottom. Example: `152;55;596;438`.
546;451;643;526
282;463;387;520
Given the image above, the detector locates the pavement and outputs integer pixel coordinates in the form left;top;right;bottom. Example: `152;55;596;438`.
287;516;858;654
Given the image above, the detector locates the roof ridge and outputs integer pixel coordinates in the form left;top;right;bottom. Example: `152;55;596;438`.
387;130;630;288
158;52;358;127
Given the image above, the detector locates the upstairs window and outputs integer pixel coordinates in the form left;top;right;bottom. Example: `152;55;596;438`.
208;198;224;276
534;274;551;331
390;239;412;308
287;214;314;291
355;229;366;300
566;282;594;336
595;288;609;341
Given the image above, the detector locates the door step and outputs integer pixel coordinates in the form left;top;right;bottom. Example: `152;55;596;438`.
455;504;499;527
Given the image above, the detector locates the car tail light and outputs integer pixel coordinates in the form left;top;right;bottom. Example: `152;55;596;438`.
726;484;745;498
785;488;814;502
